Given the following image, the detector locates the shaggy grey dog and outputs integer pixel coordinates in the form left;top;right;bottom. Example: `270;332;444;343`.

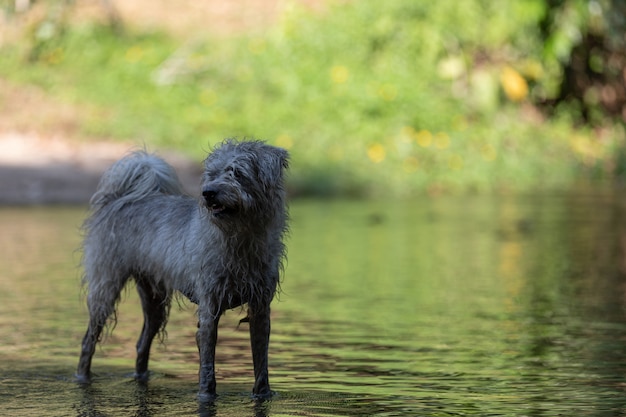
75;139;289;401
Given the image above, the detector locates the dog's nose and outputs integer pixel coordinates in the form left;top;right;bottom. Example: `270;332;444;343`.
202;189;218;203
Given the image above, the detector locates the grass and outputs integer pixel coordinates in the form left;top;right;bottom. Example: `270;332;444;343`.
1;0;624;196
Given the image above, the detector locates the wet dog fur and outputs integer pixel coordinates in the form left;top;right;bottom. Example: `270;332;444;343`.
75;139;289;401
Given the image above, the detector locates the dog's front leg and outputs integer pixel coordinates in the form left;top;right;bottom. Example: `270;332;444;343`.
249;304;272;399
196;310;221;402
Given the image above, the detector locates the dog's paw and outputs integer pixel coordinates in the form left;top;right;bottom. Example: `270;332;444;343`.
251;389;274;402
133;370;151;383
197;391;218;404
74;373;92;384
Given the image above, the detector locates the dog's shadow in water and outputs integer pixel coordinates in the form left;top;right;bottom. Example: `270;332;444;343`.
75;377;271;417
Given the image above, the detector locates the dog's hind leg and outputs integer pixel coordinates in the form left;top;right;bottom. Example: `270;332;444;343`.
76;277;127;382
134;276;169;381
76;318;105;383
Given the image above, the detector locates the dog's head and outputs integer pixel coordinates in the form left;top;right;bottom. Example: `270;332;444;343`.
201;139;289;223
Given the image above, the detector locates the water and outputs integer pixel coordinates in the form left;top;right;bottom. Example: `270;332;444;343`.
2;193;626;416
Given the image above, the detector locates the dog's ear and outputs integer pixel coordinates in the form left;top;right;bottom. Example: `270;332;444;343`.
276;147;289;171
260;145;289;188
263;145;288;171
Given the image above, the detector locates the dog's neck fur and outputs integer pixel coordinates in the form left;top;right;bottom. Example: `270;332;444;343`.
203;205;286;312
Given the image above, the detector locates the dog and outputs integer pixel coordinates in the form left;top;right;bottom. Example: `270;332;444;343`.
75;139;289;401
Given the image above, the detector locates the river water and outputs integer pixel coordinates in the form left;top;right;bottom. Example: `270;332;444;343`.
1;193;626;416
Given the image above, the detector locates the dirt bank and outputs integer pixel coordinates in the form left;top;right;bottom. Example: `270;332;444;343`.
0;133;202;205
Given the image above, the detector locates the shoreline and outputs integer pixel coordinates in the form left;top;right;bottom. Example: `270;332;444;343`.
0;133;202;204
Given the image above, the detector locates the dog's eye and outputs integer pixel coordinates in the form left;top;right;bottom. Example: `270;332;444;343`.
226;166;243;181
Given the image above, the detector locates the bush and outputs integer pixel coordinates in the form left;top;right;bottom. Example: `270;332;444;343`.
1;0;624;196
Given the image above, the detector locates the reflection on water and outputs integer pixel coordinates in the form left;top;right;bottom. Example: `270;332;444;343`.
2;193;626;416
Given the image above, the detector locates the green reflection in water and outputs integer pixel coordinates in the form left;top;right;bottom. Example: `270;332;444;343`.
1;194;626;416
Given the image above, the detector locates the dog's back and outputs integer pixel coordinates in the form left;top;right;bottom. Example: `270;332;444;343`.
82;151;198;299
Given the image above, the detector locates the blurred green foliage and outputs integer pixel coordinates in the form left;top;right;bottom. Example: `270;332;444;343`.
540;0;626;124
1;0;624;196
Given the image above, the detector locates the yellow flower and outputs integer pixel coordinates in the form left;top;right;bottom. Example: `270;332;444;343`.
415;130;432;148
569;135;603;162
500;66;528;102
434;132;450;149
367;143;386;163
125;46;143;63
400;126;416;140
521;59;544;81
199;89;217;106
480;144;497;161
377;83;398;101
330;65;349;84
448;154;464;170
452;115;468;132
275;134;293;149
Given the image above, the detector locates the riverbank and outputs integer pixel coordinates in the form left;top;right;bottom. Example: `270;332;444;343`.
0;133;201;204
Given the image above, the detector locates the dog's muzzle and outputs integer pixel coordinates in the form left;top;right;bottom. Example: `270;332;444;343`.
202;189;228;216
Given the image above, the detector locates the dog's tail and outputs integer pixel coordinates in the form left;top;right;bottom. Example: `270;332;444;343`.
90;150;185;210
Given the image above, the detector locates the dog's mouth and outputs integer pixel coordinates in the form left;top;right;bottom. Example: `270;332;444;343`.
202;189;238;217
209;203;225;215
208;203;236;217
